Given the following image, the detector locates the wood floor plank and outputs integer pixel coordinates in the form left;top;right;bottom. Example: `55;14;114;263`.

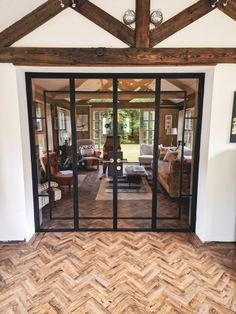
0;233;235;313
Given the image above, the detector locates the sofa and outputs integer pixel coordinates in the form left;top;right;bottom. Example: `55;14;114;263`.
138;143;153;165
158;159;192;198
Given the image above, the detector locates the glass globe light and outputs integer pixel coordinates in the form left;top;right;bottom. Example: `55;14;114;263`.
150;10;163;26
123;9;136;25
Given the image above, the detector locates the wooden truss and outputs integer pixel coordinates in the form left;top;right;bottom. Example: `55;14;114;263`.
0;0;235;65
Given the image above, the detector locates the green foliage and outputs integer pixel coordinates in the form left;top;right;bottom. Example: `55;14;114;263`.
118;109;140;144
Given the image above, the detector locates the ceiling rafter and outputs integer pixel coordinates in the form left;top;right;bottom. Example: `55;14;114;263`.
0;0;72;48
0;47;235;65
150;0;216;47
165;79;196;95
73;0;135;47
0;0;135;48
218;1;236;21
135;0;150;48
0;0;234;57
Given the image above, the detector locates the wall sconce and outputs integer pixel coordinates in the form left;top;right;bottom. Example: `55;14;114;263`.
58;0;76;8
123;9;136;25
150;10;163;26
209;0;229;8
222;0;229;6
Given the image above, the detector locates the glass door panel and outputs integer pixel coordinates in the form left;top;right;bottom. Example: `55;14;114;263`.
156;78;200;229
28;74;203;232
31;78;74;229
116;78;156;229
75;78;114;229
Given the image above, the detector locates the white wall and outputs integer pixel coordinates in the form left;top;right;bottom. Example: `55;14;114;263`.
0;65;235;242
0;64;31;241
196;65;236;242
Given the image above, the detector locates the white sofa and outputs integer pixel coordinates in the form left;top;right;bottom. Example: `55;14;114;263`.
138;143;153;165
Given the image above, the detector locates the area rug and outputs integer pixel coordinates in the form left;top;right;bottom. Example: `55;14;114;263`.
78;175;87;187
96;177;152;201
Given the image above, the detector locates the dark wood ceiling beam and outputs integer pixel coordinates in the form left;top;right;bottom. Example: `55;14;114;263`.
73;0;135;47
219;2;236;21
0;0;72;47
48;90;185;101
135;0;150;48
0;47;236;65
150;0;215;47
85;101;177;109
165;79;195;95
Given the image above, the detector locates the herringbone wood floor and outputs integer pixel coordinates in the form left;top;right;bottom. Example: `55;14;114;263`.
0;233;236;313
42;166;189;230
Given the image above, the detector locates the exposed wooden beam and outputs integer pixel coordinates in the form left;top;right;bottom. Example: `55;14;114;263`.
219;1;236;21
73;0;135;47
150;0;215;47
85;101;177;109
0;0;72;48
0;47;236;65
165;79;196;95
47;90;185;101
135;0;150;48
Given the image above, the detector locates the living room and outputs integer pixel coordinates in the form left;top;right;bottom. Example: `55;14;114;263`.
0;0;235;312
30;75;200;230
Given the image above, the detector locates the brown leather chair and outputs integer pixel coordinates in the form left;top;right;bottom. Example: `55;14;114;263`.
41;152;73;192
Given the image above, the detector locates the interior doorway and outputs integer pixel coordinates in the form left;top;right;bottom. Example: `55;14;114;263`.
26;73;204;231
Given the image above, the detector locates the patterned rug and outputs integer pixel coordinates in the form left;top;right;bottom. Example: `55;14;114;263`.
96;177;152;201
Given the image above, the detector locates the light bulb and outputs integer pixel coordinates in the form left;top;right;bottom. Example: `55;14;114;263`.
123;9;136;25
150;10;163;26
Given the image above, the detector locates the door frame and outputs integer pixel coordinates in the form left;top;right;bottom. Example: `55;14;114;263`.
26;72;205;233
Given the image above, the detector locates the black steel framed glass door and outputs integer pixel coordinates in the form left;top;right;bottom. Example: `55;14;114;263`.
26;73;204;232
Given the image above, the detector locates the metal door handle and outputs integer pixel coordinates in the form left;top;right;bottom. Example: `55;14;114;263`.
117;159;126;163
109;158;114;163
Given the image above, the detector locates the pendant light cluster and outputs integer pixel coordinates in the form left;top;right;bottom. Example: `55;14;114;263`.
123;9;163;27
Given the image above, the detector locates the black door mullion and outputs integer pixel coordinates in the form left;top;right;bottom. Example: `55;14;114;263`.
26;75;40;231
70;78;79;230
178;91;187;220
152;78;161;230
113;78;118;230
43;91;53;220
190;75;205;231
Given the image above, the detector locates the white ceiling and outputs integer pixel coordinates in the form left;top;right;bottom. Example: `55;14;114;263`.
0;0;47;32
0;0;235;48
33;78;198;95
0;0;198;32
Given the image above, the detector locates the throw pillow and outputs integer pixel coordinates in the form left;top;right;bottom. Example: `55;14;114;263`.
79;145;95;157
176;149;192;161
163;150;178;162
159;147;168;160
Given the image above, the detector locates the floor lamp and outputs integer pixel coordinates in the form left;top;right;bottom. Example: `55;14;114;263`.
167;127;178;146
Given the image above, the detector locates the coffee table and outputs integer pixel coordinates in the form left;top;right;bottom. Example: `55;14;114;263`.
125;165;148;184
